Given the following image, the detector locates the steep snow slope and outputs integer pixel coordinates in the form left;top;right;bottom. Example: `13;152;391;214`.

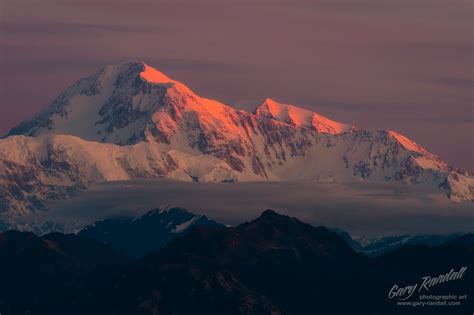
1;61;472;219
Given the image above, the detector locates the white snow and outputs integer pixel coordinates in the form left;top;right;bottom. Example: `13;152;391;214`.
172;216;199;233
1;61;472;219
255;98;354;134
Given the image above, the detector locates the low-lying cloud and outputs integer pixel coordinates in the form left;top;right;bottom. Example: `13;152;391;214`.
27;180;474;237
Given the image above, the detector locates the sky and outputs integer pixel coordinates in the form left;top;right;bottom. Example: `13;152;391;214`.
1;0;473;170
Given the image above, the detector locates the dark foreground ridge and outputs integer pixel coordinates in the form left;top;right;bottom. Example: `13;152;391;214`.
0;210;472;315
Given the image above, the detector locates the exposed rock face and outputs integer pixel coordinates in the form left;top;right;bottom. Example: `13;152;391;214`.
1;61;472;219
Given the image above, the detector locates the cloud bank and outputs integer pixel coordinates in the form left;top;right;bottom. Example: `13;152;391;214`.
26;180;474;237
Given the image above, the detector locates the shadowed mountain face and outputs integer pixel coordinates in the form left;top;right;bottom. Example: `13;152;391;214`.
110;209;369;314
78;206;224;257
0;230;131;314
107;210;473;314
0;210;472;315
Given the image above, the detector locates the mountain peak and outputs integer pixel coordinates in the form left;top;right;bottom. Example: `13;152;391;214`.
139;62;174;84
141;205;188;217
255;98;354;134
249;210;300;231
2;60;473;218
260;209;284;219
103;60;188;88
78;207;224;257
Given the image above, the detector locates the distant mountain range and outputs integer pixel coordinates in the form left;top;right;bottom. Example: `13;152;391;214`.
77;206;467;258
355;233;465;257
0;61;472;221
0;209;471;314
78;206;223;257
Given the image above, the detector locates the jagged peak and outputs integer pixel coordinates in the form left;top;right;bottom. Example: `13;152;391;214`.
140;62;195;95
255;98;355;134
256;209;303;226
255;98;286;115
142;205;187;216
97;60;193;93
246;210;336;238
97;60;145;78
140;62;174;84
130;206;190;222
242;209;294;229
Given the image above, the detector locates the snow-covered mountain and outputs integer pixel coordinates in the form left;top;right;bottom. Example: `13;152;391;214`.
1;61;472;219
355;233;464;257
78;206;224;257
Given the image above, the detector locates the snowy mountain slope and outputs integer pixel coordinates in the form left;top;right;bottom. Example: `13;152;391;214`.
255;98;355;134
0;134;253;218
8;62;354;143
1;61;473;219
0;130;471;219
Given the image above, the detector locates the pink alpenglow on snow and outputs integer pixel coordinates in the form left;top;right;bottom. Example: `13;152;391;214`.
255;98;355;134
1;61;473;218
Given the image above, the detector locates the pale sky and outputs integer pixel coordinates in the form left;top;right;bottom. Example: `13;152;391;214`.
1;0;472;169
